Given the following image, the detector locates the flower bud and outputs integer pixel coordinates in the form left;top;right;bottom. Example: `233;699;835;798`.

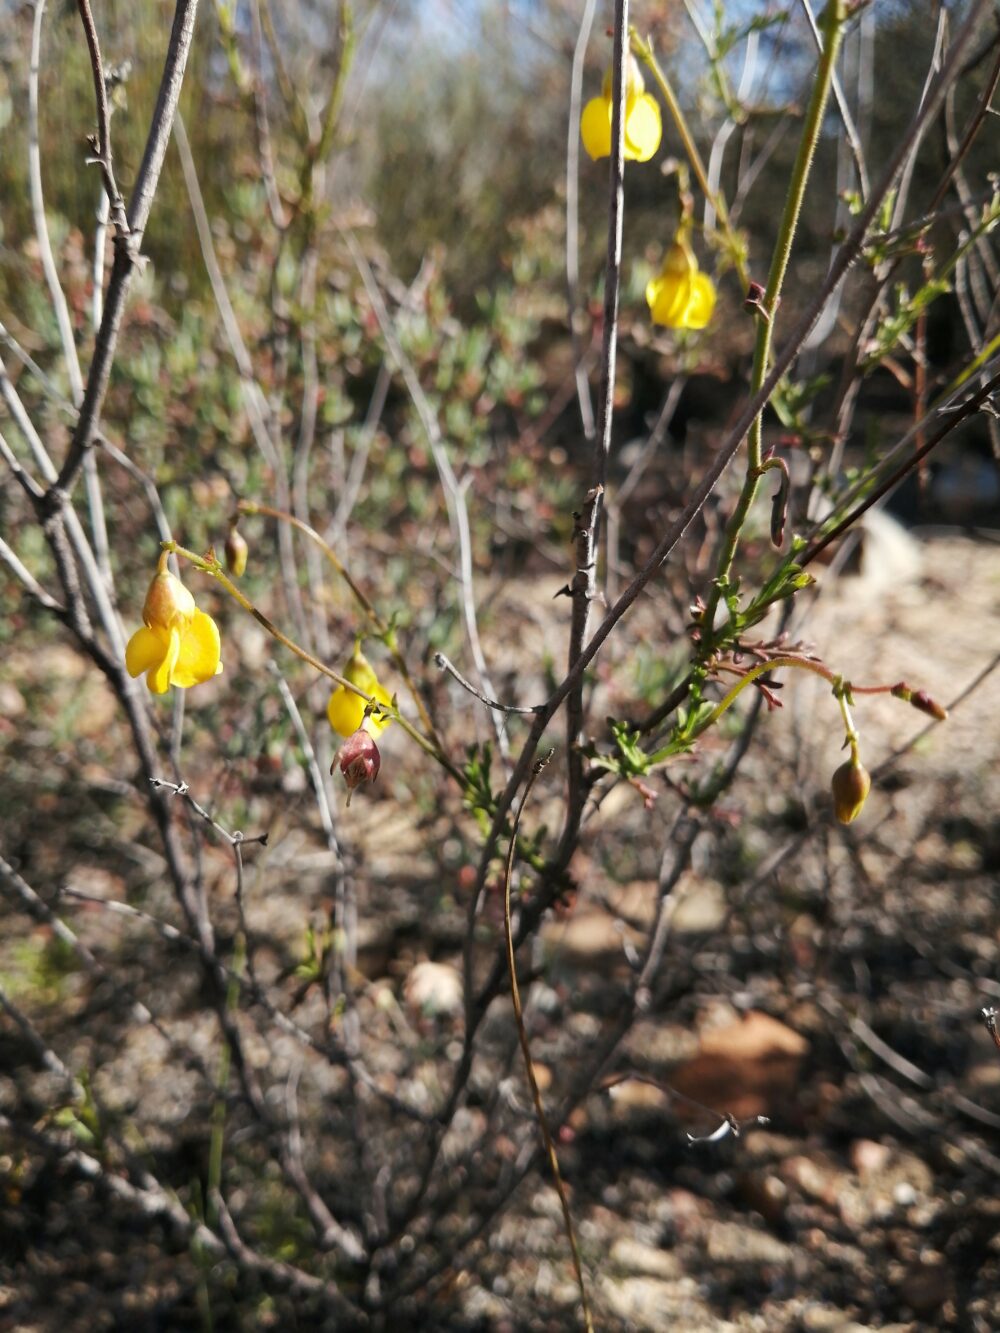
225;525;248;577
601;54;646;103
335;728;381;806
743;280;767;315
142;560;195;630
831;755;871;824
909;689;947;722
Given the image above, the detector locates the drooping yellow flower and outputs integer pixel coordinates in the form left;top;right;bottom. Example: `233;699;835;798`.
326;644;393;738
580;57;662;164
125;553;223;694
646;229;716;330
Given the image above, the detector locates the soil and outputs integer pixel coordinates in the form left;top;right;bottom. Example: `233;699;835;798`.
2;529;999;1331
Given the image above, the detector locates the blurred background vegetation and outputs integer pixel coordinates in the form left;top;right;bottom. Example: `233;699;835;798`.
1;0;994;545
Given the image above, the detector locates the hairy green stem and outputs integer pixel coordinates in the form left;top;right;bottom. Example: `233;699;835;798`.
703;0;846;636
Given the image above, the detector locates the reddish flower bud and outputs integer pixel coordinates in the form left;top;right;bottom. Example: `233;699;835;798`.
831;756;871;825
335;728;381;805
909;689;947;722
744;280;767;312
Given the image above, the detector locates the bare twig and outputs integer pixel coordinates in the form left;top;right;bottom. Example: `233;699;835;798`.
501;754;593;1331
565;0;598;442
75;0;131;239
435;652;543;716
0;981;81;1093
564;0;628;852
802;369;1000;566
171;112;310;649
799;0;869;199
54;0;202;499
28;0;84;406
344;232;509;760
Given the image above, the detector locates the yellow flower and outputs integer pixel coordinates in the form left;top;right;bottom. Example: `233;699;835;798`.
646;230;716;330
326;644;393;738
580;57;662;164
125;554;223;695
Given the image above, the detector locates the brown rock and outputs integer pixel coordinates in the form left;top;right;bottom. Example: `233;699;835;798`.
667;1011;809;1123
898;1258;952;1316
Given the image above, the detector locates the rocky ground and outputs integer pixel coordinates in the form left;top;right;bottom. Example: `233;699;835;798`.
2;527;999;1330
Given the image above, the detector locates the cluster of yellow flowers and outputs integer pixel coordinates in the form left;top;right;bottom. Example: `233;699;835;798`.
581;56;716;332
127;557;393;802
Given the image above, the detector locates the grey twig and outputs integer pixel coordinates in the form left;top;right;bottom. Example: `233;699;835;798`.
0;981;81;1093
269;665;357;1051
1;1110;223;1252
435;652;543;716
171;111;310;649
149;777;269;850
802;369;1000;566
210;1188;363;1318
28;0;84;407
564;0;628;849
565;0;598;442
75;0;131;239
799;0;870;199
344;232;509;762
0;531;64;613
54;0;202;499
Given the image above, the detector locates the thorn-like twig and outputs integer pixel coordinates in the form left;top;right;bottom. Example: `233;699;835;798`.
435;653;544;716
75;0;130;238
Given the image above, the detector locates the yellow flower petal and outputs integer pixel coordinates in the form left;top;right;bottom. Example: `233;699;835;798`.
327;685;366;738
683;272;717;329
149;626;181;695
647;237;717;330
344;646;379;693
126;625;168;679
171;609;223;687
126;561;224;695
647;274;689;328
580;96;612;161
327;680;393;739
624;94;662;163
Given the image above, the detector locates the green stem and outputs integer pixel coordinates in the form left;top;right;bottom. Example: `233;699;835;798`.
631;29;749;288
702;0;846;638
835;680;859;748
646;653;871;765
686;655;835;744
938;326;1000;400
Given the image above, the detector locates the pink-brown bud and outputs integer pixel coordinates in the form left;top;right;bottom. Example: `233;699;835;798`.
744;280;767;313
910;689;947;722
335;728;381;806
831;756;871;824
